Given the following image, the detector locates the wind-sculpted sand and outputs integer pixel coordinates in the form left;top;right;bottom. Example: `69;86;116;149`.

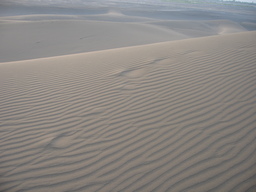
0;12;249;63
0;31;255;192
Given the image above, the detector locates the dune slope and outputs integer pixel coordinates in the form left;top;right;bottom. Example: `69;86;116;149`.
0;32;256;192
0;14;249;63
0;18;187;63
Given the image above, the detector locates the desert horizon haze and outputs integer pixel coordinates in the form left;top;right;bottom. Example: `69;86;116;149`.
0;0;256;192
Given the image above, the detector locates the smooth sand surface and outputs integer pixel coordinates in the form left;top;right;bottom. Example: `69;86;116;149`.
0;13;248;62
0;17;186;62
0;31;255;192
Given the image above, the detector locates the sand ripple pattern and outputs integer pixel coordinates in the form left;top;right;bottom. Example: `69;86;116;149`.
0;32;256;192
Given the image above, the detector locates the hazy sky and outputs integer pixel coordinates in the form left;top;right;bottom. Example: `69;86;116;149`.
3;0;256;4
1;0;255;8
244;0;256;1
226;0;256;2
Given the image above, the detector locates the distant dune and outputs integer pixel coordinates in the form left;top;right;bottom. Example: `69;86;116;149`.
0;31;255;192
0;14;249;62
0;17;187;63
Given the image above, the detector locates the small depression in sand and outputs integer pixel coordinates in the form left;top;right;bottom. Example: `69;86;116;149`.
119;68;148;78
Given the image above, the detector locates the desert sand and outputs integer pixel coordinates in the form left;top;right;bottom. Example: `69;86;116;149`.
0;11;249;63
0;2;256;192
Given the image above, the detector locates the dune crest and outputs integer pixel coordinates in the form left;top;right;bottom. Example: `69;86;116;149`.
0;12;250;63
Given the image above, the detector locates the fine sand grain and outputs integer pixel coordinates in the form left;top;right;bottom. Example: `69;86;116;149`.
0;31;255;192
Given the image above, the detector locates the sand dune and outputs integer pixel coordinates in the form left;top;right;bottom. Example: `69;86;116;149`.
149;20;247;37
0;31;255;192
0;14;249;63
0;17;188;63
0;11;159;22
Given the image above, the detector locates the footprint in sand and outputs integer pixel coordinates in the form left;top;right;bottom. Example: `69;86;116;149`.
121;84;137;90
52;136;72;148
33;134;74;150
120;84;137;96
115;58;170;79
51;136;73;149
119;68;147;78
51;133;78;149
